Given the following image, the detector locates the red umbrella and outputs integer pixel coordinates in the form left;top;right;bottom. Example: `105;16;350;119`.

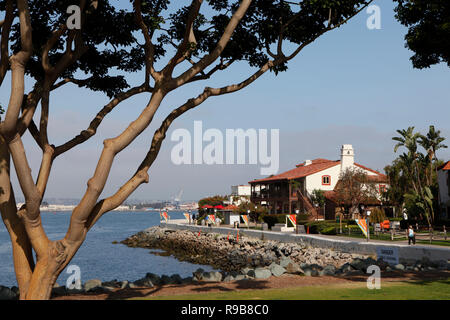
202;205;213;209
214;205;225;209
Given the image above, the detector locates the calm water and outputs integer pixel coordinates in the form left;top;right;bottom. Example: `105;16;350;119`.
0;210;214;287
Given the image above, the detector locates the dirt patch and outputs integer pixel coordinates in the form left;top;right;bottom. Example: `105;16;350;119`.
52;270;450;300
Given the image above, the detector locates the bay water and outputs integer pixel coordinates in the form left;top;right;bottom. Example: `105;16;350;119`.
0;210;214;287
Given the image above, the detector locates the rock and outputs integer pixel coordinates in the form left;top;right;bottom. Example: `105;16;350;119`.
181;277;193;284
84;279;102;292
171;274;183;284
303;268;319;277
254;268;272;279
202;271;223;282
160;274;177;285
350;258;367;271
240;267;253;276
102;280;121;288
88;286;114;294
385;266;393;272
145;273;162;286
394;264;405;271
0;286;18;300
285;262;302;274
10;286;19;296
223;275;235;282
279;257;293;268
234;275;246;281
270;264;286;277
133;277;154;288
339;263;354;273
193;268;205;281
246;269;256;278
51;286;67;296
320;265;336;276
120;280;129;289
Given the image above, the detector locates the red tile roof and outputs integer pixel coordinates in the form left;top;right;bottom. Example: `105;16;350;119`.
438;161;450;171
249;159;387;184
250;159;340;183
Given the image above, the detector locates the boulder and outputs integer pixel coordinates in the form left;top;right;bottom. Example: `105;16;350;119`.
320;265;336;276
223;275;235;282
350;258;367;271
0;286;18;300
201;271;223;282
270;264;286;277
285;262;302;274
181;277;193;284
170;274;183;284
51;286;67;297
193;268;205;281
234;275;246;281
394;264;405;271
145;273;162;286
279;257;293;268
133;277;154;288
120;280;129;289
161;274;177;285
84;279;102;292
254;268;272;279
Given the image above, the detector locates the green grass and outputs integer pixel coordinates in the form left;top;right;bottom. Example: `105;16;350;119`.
136;279;450;300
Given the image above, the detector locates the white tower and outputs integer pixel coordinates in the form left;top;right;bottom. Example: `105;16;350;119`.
340;144;354;173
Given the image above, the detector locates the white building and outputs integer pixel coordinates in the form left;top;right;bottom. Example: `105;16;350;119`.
250;144;388;217
228;185;251;206
437;161;450;219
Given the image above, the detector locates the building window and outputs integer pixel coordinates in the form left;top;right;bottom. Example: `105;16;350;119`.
379;184;386;194
322;175;331;186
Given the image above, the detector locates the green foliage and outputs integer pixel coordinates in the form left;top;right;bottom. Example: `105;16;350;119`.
310;189;326;208
369;207;386;224
394;0;450;69
390;126;447;226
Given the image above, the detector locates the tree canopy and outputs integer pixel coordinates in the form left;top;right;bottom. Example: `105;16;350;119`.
394;0;450;69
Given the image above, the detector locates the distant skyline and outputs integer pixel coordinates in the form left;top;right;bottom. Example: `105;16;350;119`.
2;1;449;202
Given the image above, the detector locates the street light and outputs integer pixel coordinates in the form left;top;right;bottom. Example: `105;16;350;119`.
366;210;371;242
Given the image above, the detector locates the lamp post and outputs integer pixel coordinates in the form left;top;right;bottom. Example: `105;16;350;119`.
366;210;371;242
314;203;319;221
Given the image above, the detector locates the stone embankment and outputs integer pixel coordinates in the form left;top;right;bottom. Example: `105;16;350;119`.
121;226;360;271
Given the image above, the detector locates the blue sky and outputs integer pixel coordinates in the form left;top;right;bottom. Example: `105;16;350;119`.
2;1;450;202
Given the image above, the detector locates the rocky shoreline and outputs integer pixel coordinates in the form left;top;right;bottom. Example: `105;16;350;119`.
121;226;365;271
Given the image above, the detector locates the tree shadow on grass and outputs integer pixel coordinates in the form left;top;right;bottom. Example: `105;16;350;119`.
337;270;450;284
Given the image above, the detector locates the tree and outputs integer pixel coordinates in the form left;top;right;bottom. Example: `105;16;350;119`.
394;0;450;69
310;189;325;208
391;126;446;227
234;201;267;223
334;168;378;217
0;0;373;299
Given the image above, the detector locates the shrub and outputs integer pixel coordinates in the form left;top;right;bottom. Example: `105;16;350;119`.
370;207;386;223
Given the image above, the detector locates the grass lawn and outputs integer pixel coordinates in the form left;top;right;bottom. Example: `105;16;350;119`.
138;279;450;300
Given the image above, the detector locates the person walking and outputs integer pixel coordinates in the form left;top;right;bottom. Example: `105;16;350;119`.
407;225;416;245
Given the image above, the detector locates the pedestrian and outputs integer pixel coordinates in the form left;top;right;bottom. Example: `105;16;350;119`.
407;225;415;245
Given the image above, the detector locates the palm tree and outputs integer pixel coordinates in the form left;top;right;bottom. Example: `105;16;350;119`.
419;125;447;220
393;127;423;191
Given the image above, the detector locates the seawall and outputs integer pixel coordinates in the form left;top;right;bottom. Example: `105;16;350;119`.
161;222;450;263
